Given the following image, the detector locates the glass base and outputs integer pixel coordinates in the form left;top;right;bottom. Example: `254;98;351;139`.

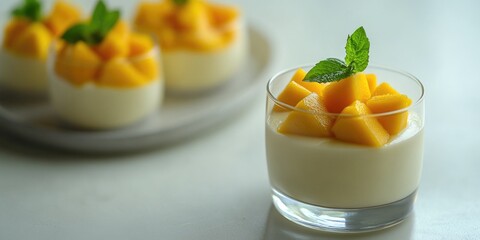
272;189;416;233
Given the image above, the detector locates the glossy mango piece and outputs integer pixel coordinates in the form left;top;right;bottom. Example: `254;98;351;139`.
208;4;238;26
43;1;82;37
366;94;412;135
278;93;333;137
128;33;154;57
366;73;377;94
292;68;328;96
134;2;164;30
131;55;159;81
332;101;390;147
10;23;52;59
95;21;130;60
55;42;102;85
2;18;30;49
372;82;399;96
98;59;147;87
273;81;311;112
323;72;371;113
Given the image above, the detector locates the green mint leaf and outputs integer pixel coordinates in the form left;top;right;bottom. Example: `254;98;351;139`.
303;58;354;83
11;0;42;22
61;0;120;45
345;26;370;73
61;24;96;45
173;0;189;5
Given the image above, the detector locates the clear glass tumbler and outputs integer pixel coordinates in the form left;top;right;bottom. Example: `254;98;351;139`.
265;65;425;232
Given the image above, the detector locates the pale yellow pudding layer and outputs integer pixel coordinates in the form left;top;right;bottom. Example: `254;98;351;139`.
0;49;47;93
49;75;163;129
266;112;424;208
162;22;248;93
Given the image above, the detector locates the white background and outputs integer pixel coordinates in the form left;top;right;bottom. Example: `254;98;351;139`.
1;0;480;239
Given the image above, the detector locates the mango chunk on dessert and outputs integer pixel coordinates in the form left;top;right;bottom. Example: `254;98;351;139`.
332;101;390;147
323;72;371;113
292;68;328;96
366;73;377;94
9;23;52;60
131;55;159;80
274;81;311;112
95;21;130;60
134;0;240;51
97;59;148;87
278;93;333;137
43;1;82;37
55;42;102;85
372;82;399;96
2;18;31;49
366;94;412;135
129;33;154;57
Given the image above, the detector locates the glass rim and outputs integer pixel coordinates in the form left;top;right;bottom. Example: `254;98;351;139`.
267;64;425;117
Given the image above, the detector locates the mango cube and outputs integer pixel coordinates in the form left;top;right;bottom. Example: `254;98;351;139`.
43;1;82;37
2;18;30;49
95;21;130;60
278;93;333;137
55;42;102;85
134;2;164;30
372;82;399;96
131;55;159;80
332;101;390;147
366;73;377;94
10;23;52;60
273;81;311;112
366;94;412;135
128;33;154;57
323;72;371;113
292;68;327;96
98;59;147;87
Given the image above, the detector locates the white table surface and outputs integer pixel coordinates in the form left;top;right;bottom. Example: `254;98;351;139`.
1;0;480;239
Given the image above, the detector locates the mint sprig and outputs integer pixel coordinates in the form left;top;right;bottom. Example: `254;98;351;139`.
61;0;120;45
304;26;370;83
11;0;42;22
173;0;189;5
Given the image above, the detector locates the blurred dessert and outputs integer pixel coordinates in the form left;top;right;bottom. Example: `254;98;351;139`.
134;0;247;94
49;0;163;129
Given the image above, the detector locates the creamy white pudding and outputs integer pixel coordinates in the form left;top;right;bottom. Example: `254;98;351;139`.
266;112;424;208
49;74;162;129
0;48;48;93
162;22;247;93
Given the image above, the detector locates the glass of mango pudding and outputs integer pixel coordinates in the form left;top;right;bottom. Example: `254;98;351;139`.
0;0;81;94
134;0;247;94
48;0;163;129
265;27;425;232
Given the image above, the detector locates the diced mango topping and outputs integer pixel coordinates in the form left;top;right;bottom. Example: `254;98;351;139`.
366;94;412;135
2;1;81;59
134;0;239;51
278;93;333;138
54;22;158;87
323;72;371;113
9;23;52;60
331;101;390;147
292;68;328;96
372;82;399;96
55;42;102;85
43;1;82;37
97;59;148;88
273;81;311;112
273;70;414;147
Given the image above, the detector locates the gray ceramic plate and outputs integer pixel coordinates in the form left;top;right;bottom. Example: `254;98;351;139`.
0;26;274;153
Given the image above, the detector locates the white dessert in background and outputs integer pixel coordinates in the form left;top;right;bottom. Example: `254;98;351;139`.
266;112;424;208
134;0;247;94
0;1;81;94
49;74;162;129
162;21;247;93
0;49;47;93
